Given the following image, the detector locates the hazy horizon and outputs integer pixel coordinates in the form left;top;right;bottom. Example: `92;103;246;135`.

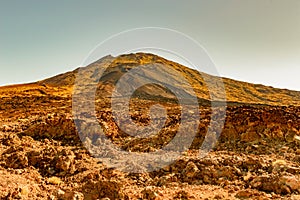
0;0;299;91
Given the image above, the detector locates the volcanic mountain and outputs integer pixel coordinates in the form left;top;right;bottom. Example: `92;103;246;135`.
38;53;299;106
0;53;299;199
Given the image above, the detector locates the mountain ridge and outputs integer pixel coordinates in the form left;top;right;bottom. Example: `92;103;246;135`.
36;53;299;106
0;53;298;106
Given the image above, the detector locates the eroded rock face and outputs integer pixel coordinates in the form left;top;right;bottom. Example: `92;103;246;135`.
82;179;123;200
249;175;300;195
183;161;199;179
21;113;78;144
55;149;76;175
141;186;162;200
0;99;299;199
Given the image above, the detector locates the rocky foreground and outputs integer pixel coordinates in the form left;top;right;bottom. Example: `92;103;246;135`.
0;85;299;199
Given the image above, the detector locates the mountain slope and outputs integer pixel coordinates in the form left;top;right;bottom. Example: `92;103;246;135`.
39;53;300;106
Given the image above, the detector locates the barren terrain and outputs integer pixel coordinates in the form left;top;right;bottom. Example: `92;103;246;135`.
0;53;299;199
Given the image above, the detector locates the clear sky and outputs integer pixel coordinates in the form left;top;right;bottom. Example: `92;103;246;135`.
0;0;299;91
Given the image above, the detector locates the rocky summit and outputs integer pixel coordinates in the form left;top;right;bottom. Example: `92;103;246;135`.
0;53;299;199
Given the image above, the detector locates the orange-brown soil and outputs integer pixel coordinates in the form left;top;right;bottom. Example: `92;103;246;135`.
0;53;299;199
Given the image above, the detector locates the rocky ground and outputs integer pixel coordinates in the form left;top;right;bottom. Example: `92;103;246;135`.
0;83;299;199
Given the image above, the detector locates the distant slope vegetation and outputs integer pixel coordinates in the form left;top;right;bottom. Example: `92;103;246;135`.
39;53;300;106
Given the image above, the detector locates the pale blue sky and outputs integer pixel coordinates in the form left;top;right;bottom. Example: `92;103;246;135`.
0;0;299;91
